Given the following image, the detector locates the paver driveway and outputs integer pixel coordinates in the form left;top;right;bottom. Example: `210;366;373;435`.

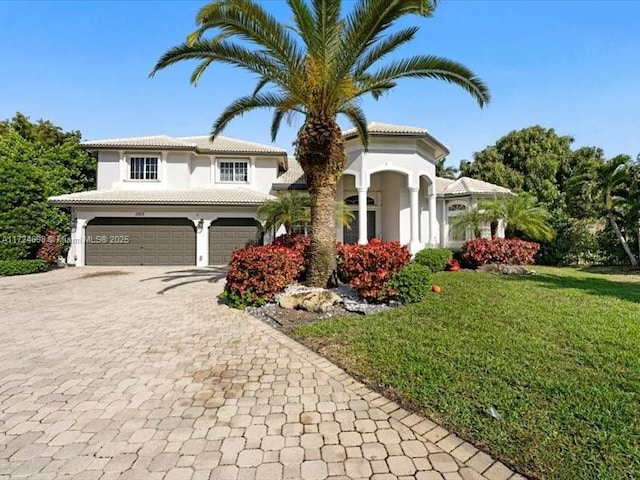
0;267;523;480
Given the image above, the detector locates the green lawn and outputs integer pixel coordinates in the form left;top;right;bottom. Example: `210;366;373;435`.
294;267;640;480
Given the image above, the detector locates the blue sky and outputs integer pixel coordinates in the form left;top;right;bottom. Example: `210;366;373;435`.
1;0;639;168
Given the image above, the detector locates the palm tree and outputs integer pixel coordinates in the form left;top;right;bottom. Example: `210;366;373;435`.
257;191;310;234
452;193;554;243
571;155;638;266
151;0;490;286
436;158;457;179
480;193;555;241
258;191;355;235
449;209;487;240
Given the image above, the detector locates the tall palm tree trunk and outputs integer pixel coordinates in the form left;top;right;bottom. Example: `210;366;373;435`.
296;117;347;287
607;213;639;267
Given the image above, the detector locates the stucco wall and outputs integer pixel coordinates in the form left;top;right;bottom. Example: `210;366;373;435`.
96;151;120;190
165;152;191;188
190;155;211;187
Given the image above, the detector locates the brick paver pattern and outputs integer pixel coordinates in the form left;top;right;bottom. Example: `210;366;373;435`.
0;267;526;480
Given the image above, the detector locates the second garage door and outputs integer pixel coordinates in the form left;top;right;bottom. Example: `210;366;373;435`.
85;217;196;266
209;218;261;265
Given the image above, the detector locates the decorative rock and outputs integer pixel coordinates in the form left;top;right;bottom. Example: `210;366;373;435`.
279;290;342;313
477;264;535;275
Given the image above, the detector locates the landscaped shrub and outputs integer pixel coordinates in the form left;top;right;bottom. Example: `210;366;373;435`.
337;239;411;302
413;248;453;272
0;259;48;276
446;258;461;271
271;233;311;279
462;238;540;268
223;245;304;308
386;263;433;304
36;230;61;264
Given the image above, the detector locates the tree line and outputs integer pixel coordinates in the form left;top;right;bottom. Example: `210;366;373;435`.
0;113;96;260
458;125;639;266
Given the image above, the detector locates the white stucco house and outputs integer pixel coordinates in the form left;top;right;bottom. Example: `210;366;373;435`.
50;122;511;267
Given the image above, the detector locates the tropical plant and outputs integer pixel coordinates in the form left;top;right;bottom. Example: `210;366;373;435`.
483;193;555;241
568;155;638;266
258;191;354;234
449;208;487;240
151;0;490;286
257;191;311;234
436;158;457;179
450;193;554;243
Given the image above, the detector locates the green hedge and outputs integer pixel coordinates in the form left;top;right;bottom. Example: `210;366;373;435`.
0;259;48;276
413;248;453;272
386;263;433;304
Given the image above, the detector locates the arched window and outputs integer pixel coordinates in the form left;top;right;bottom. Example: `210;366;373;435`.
447;203;468;242
448;204;467;213
344;195;375;206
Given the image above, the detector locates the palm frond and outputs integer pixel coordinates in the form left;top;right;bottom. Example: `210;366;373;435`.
352;26;419;76
212;93;295;138
361;55;490;106
191;0;303;71
150;40;287;85
338;102;369;149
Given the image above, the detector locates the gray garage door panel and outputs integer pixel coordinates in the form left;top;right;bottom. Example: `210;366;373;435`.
86;218;196;266
209;218;260;265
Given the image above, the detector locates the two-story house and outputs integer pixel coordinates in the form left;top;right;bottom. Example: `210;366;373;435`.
50;122;511;266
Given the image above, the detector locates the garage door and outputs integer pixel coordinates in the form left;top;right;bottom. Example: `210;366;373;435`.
85;218;196;266
209;218;260;265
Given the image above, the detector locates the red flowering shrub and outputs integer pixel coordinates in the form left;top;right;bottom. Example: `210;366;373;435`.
461;238;540;268
337;239;411;302
224;245;304;308
446;258;461;272
36;230;61;264
271;233;311;279
271;233;311;257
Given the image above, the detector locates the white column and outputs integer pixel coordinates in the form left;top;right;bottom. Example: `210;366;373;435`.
74;218;88;266
357;187;368;244
193;219;212;267
441;200;448;248
409;187;421;253
429;188;438;247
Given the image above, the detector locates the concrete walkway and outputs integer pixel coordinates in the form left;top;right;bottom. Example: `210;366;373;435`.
0;267;524;480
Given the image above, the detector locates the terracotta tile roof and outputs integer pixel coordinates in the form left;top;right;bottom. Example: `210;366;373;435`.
436;177;512;196
81;135;287;155
343;121;429;137
274;157;306;188
177;135;287;154
49;188;274;206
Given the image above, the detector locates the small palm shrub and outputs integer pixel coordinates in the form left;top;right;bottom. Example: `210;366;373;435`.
413;248;453;272
338;239;411;302
223;245;304;308
386;263;433;304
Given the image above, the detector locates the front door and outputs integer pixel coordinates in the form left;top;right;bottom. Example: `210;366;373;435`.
343;211;376;244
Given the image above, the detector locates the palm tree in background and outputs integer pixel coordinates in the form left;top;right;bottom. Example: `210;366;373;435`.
151;0;490;286
449;208;486;240
257;191;310;235
258;191;354;235
570;155;638;266
436;158;458;179
451;193;555;242
494;193;554;241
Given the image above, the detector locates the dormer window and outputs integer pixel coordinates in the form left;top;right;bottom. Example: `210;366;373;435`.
219;161;248;183
129;156;158;180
